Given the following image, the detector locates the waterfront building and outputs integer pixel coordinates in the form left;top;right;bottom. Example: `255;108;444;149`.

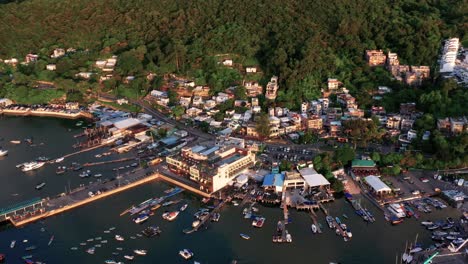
262;172;284;193
364;175;392;196
298;167;330;190
166;145;256;193
350;159;379;180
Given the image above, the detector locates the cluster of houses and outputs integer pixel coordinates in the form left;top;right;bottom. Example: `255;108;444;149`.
149;72;435;145
366;50;430;86
439;38;468;85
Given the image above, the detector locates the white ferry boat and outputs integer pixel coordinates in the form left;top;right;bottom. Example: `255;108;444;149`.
387;203;406;218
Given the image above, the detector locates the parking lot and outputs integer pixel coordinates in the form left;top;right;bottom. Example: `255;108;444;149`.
263;145;319;163
382;170;439;197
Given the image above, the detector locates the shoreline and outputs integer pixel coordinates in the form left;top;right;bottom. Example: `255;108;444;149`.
0;109;93;120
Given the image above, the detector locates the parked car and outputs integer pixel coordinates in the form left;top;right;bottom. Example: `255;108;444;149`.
420;177;429;183
411;190;421;195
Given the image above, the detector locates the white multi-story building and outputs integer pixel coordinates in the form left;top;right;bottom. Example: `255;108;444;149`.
265;76;279;100
440;38;459;73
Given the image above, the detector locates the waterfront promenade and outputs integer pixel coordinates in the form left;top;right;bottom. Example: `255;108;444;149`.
9;166;209;227
0;108;92;119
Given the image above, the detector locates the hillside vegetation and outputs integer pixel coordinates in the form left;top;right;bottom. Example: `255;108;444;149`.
0;0;466;102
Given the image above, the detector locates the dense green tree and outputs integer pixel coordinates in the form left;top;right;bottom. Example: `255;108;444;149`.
172;105;185;119
255;113;270;138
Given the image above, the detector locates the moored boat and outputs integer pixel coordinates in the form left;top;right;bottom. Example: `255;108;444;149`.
0;149;8;157
21;161;45;172
134;249;147;256
240;233;250;240
115;235;124;241
10;240;16;248
180;204;188;211
10;140;21;144
179;249;194;260
311;224;317;233
162;211;179;221
133;214;149;224
35;182;46;190
192;220;200;228
252;217;265;228
124;255;134;260
55;157;64;163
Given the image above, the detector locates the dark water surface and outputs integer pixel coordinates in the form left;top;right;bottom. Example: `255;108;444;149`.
0;116;461;264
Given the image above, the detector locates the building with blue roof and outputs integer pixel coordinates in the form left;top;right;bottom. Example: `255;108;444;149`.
262;173;285;193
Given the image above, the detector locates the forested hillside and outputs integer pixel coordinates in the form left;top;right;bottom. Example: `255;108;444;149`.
0;0;466;103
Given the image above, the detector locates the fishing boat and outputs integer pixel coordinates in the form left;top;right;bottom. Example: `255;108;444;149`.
326;216;335;228
133;214;149;224
387;203;406;218
129;198;154;215
164;188;176;194
211;213;221;222
150;204;161;211
390;216;404;225
104;260;116;264
10;140;21;144
10;240;16;248
162;211;179;221
95;154;102;158
25;246;37;251
142;226;161;237
35;182;46;190
180;204;188;211
70;247;78;250
86;238;94;242
116;247;123;251
109;227;116;231
192;220;201;228
115;235;124;241
433;231;447;236
79;170;91;178
56;166;67;175
179;249;194;260
441;223;453;230
0;149;8;157
80;242;87;246
335;217;341;225
101;240;108;244
48;235;54;246
134;249;147;256
55;157;64;163
124;255;134;260
252;217;265;228
409;247;423;253
311;224;318;233
421;221;433;226
94;173;102;178
86;247;95;255
240;233;250;240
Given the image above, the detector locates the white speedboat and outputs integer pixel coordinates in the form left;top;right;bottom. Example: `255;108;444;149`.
134;249;147;256
124;255;134;260
55;157;64;163
115;235;124;241
180;204;188;211
311;224;317;233
179;249;194;260
192;220;200;228
0;149;8;157
10;240;16;248
133;214;149;224
21;161;45;172
35;182;46;190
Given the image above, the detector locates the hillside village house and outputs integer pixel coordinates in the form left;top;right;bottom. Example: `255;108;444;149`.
265;76;279;100
246;67;257;73
46;64;56;71
366;50;386;66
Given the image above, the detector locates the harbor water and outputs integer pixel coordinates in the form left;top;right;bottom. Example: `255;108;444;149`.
0;116;462;264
